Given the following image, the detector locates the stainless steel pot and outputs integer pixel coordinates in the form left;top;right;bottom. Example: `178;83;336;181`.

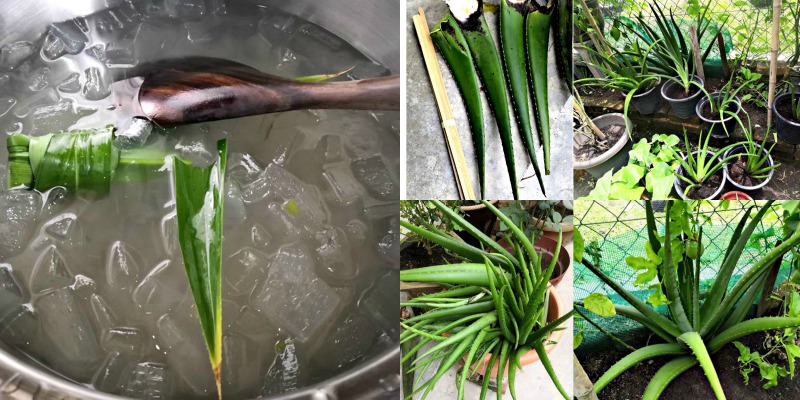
0;0;400;399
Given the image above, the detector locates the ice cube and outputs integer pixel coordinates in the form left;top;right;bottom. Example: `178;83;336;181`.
31;212;85;250
235;305;274;338
71;274;97;299
260;337;301;395
85;44;106;61
95;2;143;33
358;271;399;336
104;48;138;69
165;0;207;20
175;132;216;166
322;162;364;206
0;41;35;69
225;247;269;296
257;13;302;45
0;191;41;257
0;265;24;318
94;352;136;394
114;117;153;149
133;260;187;315
222;334;261;398
83;67;113;100
250;223;272;250
49;19;90;55
40;32;68;61
0;304;38;346
263;121;305;166
311;311;378;373
0;97;15;116
315;135;343;162
377;222;399;267
57;73;81;93
32;99;97;133
224;181;247;226
314;227;357;284
351;156;398;200
227;152;264;186
160;212;179;256
88;294;119;337
123;362;173;399
155;312;215;394
250;244;340;342
35;288;102;371
14;87;58;117
27;67;50;91
259;202;301;241
346;219;368;243
29;245;73;294
347;59;392;80
106;241;142;293
102;327;145;355
363;200;397;222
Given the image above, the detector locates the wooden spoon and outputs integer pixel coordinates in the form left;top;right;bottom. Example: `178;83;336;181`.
118;56;400;126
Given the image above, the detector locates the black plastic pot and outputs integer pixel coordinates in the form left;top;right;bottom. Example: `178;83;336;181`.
773;93;800;145
673;150;727;200
696;93;741;138
630;78;664;115
723;144;774;192
661;75;705;119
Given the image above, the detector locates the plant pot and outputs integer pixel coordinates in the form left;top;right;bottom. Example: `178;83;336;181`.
696;92;741;138
573;113;632;178
773;93;800;144
673;150;728;200
720;191;752;200
459;200;499;249
723;144;774;192
630;77;664;115
531;217;574;244
661;75;705;119
469;286;565;379
497;236;571;286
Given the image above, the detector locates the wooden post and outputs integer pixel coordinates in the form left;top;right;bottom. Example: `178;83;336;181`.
717;32;731;78
574;355;600;400
689;27;705;83
767;0;782;130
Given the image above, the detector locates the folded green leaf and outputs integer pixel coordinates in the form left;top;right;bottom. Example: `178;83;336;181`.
526;1;554;174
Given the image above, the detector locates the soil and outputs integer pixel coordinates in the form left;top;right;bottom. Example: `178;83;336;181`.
776;98;800;124
579;331;800;399
729;154;767;187
400;244;459;271
682;168;723;199
574;124;626;162
668;84;700;100
701;100;738;121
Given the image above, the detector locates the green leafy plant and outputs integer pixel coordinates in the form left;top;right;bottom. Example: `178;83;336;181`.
496;200;541;239
789;82;800;121
400;200;464;252
584;134;681;200
580;200;800;399
400;200;573;400
676;129;742;198
736;67;767;108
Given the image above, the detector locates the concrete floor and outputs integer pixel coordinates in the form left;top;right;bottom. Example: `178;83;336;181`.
402;241;575;400
405;1;574;200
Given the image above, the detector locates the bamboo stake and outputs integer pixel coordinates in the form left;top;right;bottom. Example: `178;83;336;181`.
689;27;705;83
413;8;476;200
717;32;731;78
578;0;612;57
767;0;782;131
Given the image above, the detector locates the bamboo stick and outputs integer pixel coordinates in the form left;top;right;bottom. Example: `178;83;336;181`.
413;8;476;200
767;0;782;131
689;27;705;83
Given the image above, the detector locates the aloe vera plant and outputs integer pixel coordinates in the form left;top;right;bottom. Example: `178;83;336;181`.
526;0;554;174
580;201;800;399
676;129;742;198
444;0;519;199
500;0;545;195
431;15;487;198
400;200;573;399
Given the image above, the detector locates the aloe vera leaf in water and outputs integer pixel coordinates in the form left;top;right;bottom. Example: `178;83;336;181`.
526;1;554;174
173;139;227;399
431;14;487;198
447;0;519;199
500;0;546;195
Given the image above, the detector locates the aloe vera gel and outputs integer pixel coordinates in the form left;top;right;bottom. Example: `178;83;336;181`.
0;2;398;399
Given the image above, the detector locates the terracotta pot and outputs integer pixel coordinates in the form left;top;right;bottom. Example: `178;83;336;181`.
496;237;571;286
531;217;574;243
469;286;565;379
720;191;752;200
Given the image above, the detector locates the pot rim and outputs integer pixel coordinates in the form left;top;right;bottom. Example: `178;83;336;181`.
720;191;753;200
660;75;704;102
573;113;631;169
773;93;800;128
458;200;498;212
674;150;728;200
722;143;774;191
696;93;742;124
631;77;662;99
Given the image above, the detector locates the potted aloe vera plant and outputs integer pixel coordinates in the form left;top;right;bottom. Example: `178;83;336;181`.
400;200;573;399
674;129;741;199
773;83;800;145
723;115;780;192
579;200;800;399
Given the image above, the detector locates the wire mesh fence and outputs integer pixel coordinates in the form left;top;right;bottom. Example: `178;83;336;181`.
591;0;800;67
574;201;795;355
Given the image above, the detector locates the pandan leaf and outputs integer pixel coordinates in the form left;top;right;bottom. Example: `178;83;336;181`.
173;139;227;399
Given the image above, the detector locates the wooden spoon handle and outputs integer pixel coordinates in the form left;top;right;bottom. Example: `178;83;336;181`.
137;61;400;125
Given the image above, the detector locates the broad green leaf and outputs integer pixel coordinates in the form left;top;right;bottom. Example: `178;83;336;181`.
585;293;616;317
574;331;584;349
625;256;658;285
617;165;646;186
786;343;800;377
173;139;227;398
585;170;613;200
574;228;585;264
647;284;669;307
609;183;644;200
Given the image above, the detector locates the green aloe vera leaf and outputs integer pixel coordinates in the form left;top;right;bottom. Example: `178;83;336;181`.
551;0;572;87
525;2;553;174
173;139;227;399
452;7;519;199
400;263;498;286
613;304;676;343
458;329;490;400
642;356;698;400
661;202;692;333
400;219;513;270
294;66;353;83
524;308;575;346
508;345;530;400
496;340;511;400
708;317;800;353
402;301;495;325
500;0;545;194
420;332;477;400
431;15;487;198
418;311;497;362
430;200;518;264
594;343;687;393
533;339;569;399
480;348;500;400
678;332;725;399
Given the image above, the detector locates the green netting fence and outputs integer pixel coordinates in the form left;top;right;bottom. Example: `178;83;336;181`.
574;201;796;356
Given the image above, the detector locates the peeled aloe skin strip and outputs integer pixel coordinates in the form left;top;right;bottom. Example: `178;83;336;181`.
431;15;487;199
500;0;546;195
526;0;554;174
446;0;520;199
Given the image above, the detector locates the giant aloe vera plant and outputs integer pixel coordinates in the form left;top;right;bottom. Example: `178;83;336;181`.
400;200;573;399
580;201;800;399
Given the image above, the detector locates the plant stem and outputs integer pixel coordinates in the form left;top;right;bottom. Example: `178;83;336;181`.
574;304;637;351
